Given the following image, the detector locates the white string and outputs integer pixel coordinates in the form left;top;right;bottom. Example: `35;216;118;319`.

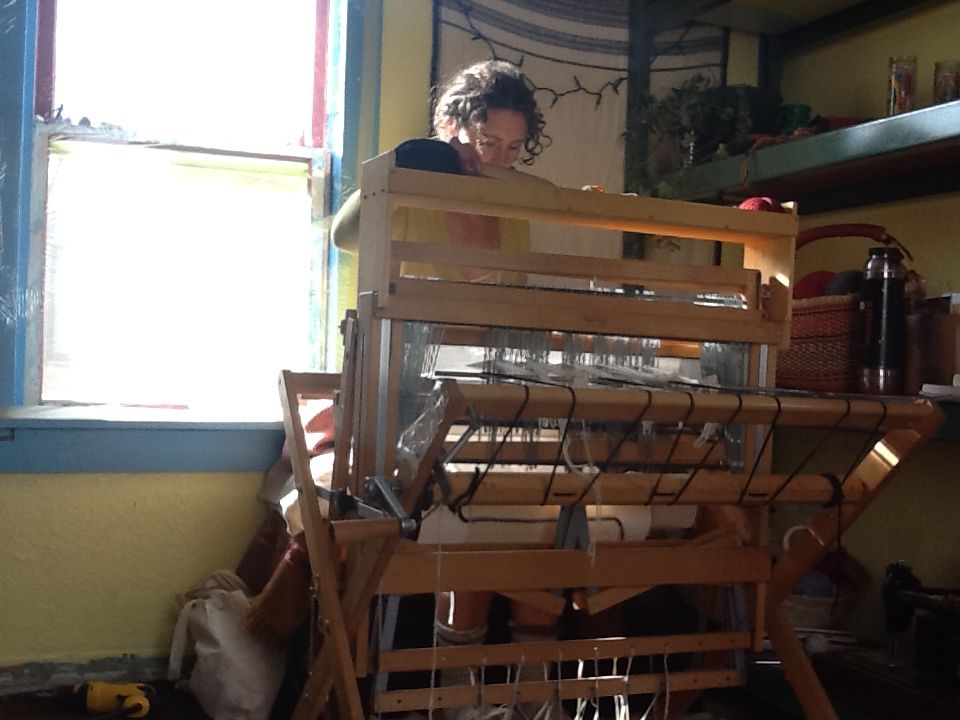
560;422;594;477
590;649;601;720
560;421;604;564
375;588;384;720
637;654;661;720
509;654;524;715
573;658;586;720
663;650;671;720
479;658;487;711
427;506;444;720
638;688;661;720
555;652;565;717
588;464;602;565
614;650;634;720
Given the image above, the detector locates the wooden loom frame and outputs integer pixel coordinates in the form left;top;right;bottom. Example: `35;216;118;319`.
280;150;943;720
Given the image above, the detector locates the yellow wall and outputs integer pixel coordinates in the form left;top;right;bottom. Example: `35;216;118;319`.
0;472;264;667
842;441;960;640
379;0;434;150
782;3;960;118
783;1;960;291
352;0;433;177
793;194;960;293
0;0;435;677
353;0;384;180
774;432;960;642
727;30;760;86
779;2;960;641
336;0;433;327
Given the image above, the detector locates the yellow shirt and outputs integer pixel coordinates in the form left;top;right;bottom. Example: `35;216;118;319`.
395;207;529;286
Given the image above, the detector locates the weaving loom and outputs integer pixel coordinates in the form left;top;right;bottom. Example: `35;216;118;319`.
279;150;943;720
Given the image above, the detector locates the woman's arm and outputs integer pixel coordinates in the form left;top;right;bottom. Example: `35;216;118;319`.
329;161;555;256
330;188;361;254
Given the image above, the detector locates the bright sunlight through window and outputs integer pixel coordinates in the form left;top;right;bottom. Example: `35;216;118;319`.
45;1;323;416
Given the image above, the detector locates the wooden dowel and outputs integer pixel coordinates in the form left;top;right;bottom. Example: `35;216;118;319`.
386;166;797;242
378;631;749;672
392;240;758;300
330;518;403;544
437;471;863;506
451;383;936;430
451;436;725;467
374;669;744;713
378;545;769;595
382;280;782;345
497;590;567;617
438;325;701;358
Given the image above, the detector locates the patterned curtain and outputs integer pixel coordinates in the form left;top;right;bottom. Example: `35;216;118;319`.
436;0;725;262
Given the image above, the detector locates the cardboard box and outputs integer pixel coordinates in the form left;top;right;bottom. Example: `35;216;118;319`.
919;312;960;385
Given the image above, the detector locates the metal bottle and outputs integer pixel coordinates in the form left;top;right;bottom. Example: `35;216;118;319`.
859;247;907;394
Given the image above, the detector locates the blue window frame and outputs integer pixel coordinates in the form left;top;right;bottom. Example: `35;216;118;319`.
0;0;364;472
0;0;37;408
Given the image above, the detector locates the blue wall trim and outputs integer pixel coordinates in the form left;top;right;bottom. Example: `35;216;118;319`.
368;0;383;159
0;0;37;406
0;422;284;473
341;0;364;196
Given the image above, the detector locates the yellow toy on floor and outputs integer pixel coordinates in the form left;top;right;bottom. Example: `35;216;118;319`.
70;681;155;718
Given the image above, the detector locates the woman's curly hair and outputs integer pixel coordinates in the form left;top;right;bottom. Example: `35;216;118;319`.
433;60;549;165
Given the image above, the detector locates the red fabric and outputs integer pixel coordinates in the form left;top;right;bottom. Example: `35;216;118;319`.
304;404;335;455
282;535;310;573
794;270;836;300
737;196;787;213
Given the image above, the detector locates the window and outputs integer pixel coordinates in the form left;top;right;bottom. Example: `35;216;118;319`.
34;0;329;416
42;141;319;413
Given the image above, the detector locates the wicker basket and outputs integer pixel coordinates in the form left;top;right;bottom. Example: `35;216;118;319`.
776;293;864;393
748;219;909;394
783;591;858;631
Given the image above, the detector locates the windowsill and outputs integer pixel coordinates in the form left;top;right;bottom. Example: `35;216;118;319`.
0;405;285;474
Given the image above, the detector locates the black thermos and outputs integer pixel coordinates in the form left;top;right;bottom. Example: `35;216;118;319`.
859;247;907;395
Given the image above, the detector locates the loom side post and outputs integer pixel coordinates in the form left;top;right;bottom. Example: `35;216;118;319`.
280;370;367;720
768;606;840;720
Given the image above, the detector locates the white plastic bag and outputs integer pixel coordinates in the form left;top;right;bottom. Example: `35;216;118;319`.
168;574;286;720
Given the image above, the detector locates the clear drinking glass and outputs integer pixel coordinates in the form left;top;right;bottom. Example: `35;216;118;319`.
887;55;917;115
934;59;960;104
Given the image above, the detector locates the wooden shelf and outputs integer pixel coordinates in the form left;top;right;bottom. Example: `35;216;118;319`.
656;100;960;214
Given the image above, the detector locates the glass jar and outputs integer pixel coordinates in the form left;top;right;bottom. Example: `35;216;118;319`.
934;59;960;104
887;55;917;115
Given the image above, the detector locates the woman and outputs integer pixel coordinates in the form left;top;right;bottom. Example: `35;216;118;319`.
333;60;565;720
332;59;551;285
415;60;566;720
249;60;560;720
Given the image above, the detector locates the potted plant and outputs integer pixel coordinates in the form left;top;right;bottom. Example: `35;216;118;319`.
628;74;777;197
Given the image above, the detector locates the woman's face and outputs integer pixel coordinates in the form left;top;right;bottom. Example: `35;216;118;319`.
457;108;528;167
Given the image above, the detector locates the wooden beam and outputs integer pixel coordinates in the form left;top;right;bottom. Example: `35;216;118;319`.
382;280;782;345
379;631;750;672
451;435;725;467
391;240;760;303
375;669;744;713
438;470;864;506
379;545;769;594
378;165;798;245
649;0;731;32
767;607;838;720
453;383;935;430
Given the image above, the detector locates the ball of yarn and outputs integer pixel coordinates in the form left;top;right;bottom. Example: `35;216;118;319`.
737;196;786;213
